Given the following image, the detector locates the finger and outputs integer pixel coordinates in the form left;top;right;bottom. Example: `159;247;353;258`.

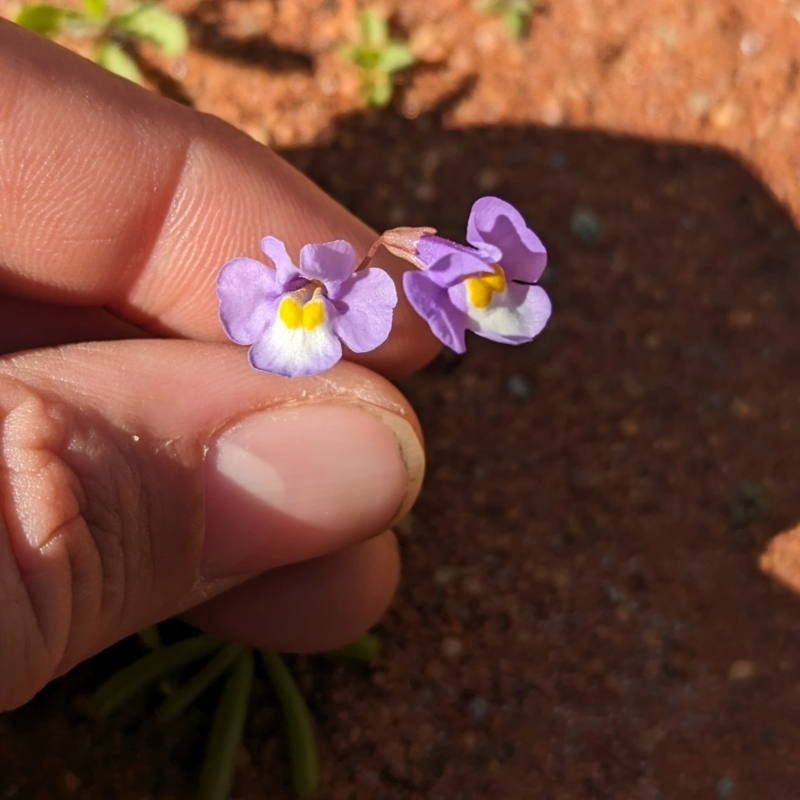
0;341;423;710
184;531;400;653
0;22;440;376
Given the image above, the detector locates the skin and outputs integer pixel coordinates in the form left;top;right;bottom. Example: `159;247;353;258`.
0;20;440;711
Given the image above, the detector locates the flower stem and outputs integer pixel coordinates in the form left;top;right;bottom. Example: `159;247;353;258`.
261;651;319;798
198;649;255;800
156;643;246;723
83;634;223;719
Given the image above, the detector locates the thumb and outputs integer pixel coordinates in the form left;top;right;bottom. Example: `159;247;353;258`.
0;340;423;710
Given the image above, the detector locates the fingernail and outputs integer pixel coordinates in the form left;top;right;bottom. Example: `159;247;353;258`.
202;403;422;579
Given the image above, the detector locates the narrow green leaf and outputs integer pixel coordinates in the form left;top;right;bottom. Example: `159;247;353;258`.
95;40;144;83
366;70;392;107
112;2;188;57
15;4;70;36
376;42;414;73
198;650;254;800
360;8;388;48
157;643;245;723
329;633;380;664
82;0;107;21
502;8;524;39
262;651;319;798
83;634;222;718
137;625;163;650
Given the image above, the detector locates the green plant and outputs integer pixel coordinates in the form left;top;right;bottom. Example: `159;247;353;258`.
15;0;188;84
473;0;536;40
83;627;381;799
339;7;415;107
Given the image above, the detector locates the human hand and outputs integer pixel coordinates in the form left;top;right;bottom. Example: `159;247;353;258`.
0;19;438;711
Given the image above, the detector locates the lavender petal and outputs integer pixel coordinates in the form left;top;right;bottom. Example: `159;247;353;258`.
248;304;343;377
299;240;356;285
403;269;468;353
260;236;301;289
216;257;280;344
465;196;547;282
328;268;398;353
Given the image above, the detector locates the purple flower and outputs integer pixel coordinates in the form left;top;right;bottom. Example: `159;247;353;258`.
216;237;397;377
401;197;551;353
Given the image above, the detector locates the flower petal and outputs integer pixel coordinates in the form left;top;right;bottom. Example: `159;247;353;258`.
416;239;494;286
465;196;547;282
328;268;398;353
248;299;342;377
216;257;280;344
299;240;356;285
449;279;551;345
403;268;468;353
261;236;301;289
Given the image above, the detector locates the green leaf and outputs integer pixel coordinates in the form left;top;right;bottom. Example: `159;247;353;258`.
113;2;188;57
262;651;319;798
15;4;72;36
366;70;392;107
82;634;222;718
502;8;524;39
360;8;388;48
82;0;107;21
198;650;254;800
376;42;414;73
95;40;144;83
137;625;163;650
157;643;245;723
329;633;380;664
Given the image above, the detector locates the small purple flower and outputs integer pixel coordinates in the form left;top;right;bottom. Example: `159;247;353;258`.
216;237;397;377
401;197;551;353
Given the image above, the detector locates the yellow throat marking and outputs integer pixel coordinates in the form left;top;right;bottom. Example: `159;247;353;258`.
465;263;506;309
278;295;325;331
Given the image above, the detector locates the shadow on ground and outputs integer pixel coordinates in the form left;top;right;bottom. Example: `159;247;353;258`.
3;103;800;800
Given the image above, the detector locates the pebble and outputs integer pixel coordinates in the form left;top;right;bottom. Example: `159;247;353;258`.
716;776;737;799
507;373;531;399
441;636;464;659
728;659;756;681
687;90;711;116
467;696;490;722
739;31;764;58
570;209;601;244
547;152;568;170
61;772;81;793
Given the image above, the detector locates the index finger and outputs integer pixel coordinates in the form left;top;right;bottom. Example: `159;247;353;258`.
0;20;439;375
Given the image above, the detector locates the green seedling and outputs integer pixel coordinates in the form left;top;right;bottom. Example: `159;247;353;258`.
339;7;415;107
83;627;381;799
15;0;188;84
472;0;536;40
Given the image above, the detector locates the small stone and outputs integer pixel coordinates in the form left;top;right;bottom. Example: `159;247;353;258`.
467;696;490;722
541;97;564;127
570;208;602;244
739;31;764;57
728;659;755;681
441;636;464;659
477;168;500;191
434;565;459;586
461;575;485;596
638;725;666;753
687;90;711;117
727;309;755;329
507;373;531;399
710;101;742;130
547;152;568;170
61;772;81;793
619;418;639;438
716;776;737;799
